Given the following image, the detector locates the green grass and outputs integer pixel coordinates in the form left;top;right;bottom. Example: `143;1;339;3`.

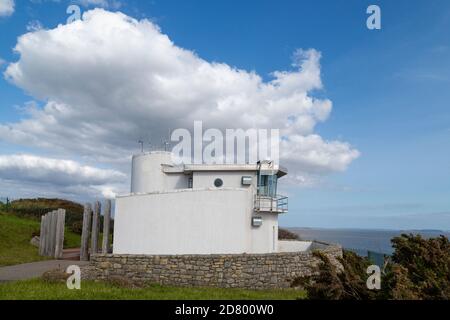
0;212;81;266
0;279;306;300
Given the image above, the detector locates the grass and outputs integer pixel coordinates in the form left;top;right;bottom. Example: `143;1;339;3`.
0;212;81;266
0;279;306;300
7;198;83;217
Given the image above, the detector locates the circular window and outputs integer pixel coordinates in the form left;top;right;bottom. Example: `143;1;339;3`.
214;178;223;188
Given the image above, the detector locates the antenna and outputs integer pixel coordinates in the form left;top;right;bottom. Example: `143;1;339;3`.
163;140;170;151
163;128;171;152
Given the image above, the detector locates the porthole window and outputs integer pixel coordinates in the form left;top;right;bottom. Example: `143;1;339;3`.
214;178;223;188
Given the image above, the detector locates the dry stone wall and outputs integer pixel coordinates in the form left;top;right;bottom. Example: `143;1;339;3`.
82;243;342;289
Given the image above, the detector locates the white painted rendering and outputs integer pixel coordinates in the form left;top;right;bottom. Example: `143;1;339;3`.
114;151;292;255
192;171;257;190
278;240;313;252
114;189;253;254
131;152;190;193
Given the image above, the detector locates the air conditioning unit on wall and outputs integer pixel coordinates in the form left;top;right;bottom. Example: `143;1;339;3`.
241;176;252;185
252;216;263;227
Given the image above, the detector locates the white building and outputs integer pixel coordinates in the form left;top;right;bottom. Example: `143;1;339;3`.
113;151;300;255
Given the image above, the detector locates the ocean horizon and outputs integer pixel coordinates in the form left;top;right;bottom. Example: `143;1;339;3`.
287;227;450;256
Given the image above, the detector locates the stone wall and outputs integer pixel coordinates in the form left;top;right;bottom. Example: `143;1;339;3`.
82;243;342;289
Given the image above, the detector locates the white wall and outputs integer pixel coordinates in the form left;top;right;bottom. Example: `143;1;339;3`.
165;173;190;190
114;188;260;254
193;171;257;190
131;152;189;193
278;240;313;252
250;212;278;253
131;152;171;193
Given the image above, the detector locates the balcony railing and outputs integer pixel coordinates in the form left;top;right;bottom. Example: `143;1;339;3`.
254;194;288;213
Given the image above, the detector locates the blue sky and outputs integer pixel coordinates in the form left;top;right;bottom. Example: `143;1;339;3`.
0;0;449;230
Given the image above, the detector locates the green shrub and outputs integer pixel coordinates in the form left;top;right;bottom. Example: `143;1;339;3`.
42;269;70;283
278;228;300;240
389;234;449;299
70;220;83;234
302;234;449;300
302;250;377;300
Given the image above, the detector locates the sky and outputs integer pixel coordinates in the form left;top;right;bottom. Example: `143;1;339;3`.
0;0;449;230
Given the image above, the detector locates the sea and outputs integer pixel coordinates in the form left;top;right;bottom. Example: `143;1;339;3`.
288;227;450;256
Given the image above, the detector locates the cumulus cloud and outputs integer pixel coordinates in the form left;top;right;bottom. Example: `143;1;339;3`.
1;9;359;196
281;134;360;174
0;154;126;198
0;0;14;17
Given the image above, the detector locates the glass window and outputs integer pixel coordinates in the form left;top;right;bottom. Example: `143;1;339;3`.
257;174;277;197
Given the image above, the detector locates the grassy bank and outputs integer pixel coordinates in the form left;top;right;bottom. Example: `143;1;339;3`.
0;279;306;300
0;212;81;266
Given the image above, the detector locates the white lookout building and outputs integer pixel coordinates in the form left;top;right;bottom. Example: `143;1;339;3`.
113;151;298;255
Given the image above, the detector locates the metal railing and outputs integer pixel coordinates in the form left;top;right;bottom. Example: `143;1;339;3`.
254;194;288;213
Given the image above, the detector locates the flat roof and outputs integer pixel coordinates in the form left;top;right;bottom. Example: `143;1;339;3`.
162;162;287;178
132;152;288;177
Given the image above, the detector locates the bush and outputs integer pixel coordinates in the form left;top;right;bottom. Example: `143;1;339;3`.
302;234;449;300
380;263;419;300
42;269;70;283
278;228;300;240
70;220;83;235
9;198;84;234
7;198;114;236
389;234;449;299
303;250;377;300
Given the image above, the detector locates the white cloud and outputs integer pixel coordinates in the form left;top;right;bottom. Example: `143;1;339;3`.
281;134;361;174
0;0;14;17
0;154;126;198
26;20;44;32
1;9;359;196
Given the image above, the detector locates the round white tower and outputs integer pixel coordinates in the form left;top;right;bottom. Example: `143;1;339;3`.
130;151;173;193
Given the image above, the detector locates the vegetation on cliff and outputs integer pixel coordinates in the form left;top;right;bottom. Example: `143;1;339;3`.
302;234;450;300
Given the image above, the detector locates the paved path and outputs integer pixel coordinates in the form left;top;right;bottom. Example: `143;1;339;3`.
0;260;89;282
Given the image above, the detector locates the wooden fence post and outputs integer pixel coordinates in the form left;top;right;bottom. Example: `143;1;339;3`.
39;214;46;256
91;201;101;254
54;209;66;259
80;203;92;261
102;199;111;254
50;211;58;257
44;212;52;256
